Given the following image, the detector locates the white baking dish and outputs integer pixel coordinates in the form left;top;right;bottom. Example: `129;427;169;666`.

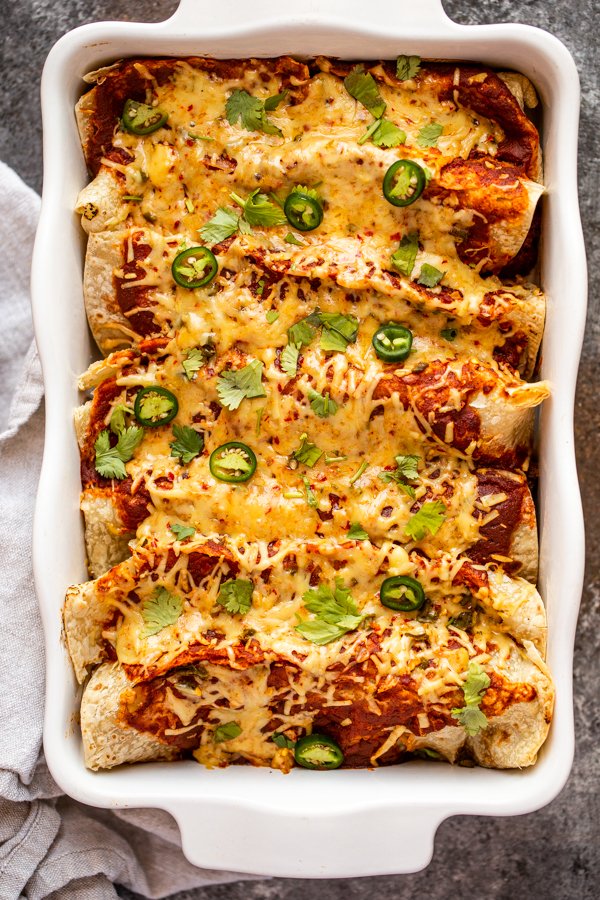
31;0;587;877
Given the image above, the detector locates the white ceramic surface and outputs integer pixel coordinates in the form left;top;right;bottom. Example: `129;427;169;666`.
31;0;587;877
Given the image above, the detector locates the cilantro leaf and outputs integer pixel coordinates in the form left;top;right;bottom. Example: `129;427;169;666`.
396;55;421;81
418;263;445;288
347;522;369;541
344;65;386;118
231;190;288;228
451;663;490;736
359;118;407;148
171;523;195;541
109;404;130;436
379;454;420;498
214;721;242;743
284;232;304;246
292;433;323;468
417;122;443;148
295;578;365;645
440;327;458;341
404;500;446;541
391;231;419;277
308;389;339;418
225;89;282;136
170;425;204;464
216;360;266;410
318;312;359;352
199;207;240;246
265;310;279;324
271;732;296;749
141;587;183;637
94;426;144;480
281;343;300;376
264;90;288;111
217;578;254;615
288;316;317;348
183;345;215;379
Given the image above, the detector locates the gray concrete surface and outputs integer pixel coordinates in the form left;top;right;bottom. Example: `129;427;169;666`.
2;0;598;896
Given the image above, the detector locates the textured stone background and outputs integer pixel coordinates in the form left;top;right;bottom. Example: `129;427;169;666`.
2;0;597;897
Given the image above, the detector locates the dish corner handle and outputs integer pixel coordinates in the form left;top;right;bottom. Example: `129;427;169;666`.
165;0;452;30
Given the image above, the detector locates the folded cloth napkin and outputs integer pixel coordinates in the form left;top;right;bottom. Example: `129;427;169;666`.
0;161;262;898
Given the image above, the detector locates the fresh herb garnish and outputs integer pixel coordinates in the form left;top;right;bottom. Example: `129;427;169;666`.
271;732;296;749
347;522;369;541
109;404;131;436
281;343;300;376
440;327;458;341
404;500;446;541
396;55;421;81
359;118;406;148
170;425;204;464
301;475;318;508
265;309;279;324
264;90;289;111
284;232;304;246
214;721;242;743
94;426;144;480
216;360;266;410
417;122;443;148
379;454;420;497
391;231;419;277
140;587;183;637
295;578;366;645
217;578;254;615
344;65;386;118
451;663;490;736
418;263;445;288
199;207;242;246
292;433;323;467
225;89;283;136
171;523;195;541
230;190;288;228
287;310;358;353
308;389;339;418
349;460;369;485
182;345;215;379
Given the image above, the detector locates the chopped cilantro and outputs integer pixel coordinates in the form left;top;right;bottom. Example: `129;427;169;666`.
379;454;420;498
170;425;204;464
271;732;296;749
255;406;265;436
391;231;419;277
288;317;317;348
344;65;386;118
182;344;215;379
301;475;318;508
230;190;287;228
318;312;359;352
199;207;240;246
440;327;458;341
292;433;323;467
94;426;144;480
404;500;446;541
284;232;304;246
418;263;445;288
264;90;288;111
216;359;266;410
109;404;130;436
140;587;183;637
266;309;279;324
349;460;369;485
451;663;490;736
281;343;300;376
295;578;366;645
217;578;254;615
347;522;369;541
225;89;282;136
417;122;443;148
171;523;195;541
308;388;339;418
359;118;406;148
214;721;242;743
396;55;421;81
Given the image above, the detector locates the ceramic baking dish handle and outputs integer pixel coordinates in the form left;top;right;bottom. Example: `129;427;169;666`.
169;799;447;877
165;0;452;31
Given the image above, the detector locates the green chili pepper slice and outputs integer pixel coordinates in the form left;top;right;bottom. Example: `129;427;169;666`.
172;247;218;289
380;575;425;612
294;734;344;770
133;386;179;428
383;159;426;207
284;191;323;232
209;442;257;483
121;99;168;135
372;322;413;362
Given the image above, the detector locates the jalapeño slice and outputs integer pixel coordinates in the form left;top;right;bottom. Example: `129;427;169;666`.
380;575;425;612
294;734;344;770
372;323;413;362
383;159;426;207
284;190;323;232
122;99;168;135
209;442;257;483
133;386;179;427
172;247;218;289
